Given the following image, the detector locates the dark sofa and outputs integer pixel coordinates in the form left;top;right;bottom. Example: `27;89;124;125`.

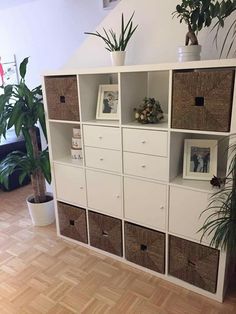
0;129;41;191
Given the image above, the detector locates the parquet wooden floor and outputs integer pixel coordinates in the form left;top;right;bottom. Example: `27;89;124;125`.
0;185;236;313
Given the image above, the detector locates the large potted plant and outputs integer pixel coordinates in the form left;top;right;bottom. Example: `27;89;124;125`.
0;57;54;226
85;12;138;66
200;141;236;252
173;0;236;61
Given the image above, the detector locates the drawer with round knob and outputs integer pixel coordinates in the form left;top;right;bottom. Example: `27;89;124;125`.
123;151;168;181
83;125;120;150
85;147;121;173
123;128;168;156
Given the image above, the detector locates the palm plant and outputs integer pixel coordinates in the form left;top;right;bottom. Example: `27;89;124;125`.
199;141;236;251
84;12;138;51
0;57;51;203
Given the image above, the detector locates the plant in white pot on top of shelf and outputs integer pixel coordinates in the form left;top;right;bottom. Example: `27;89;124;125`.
0;57;54;226
84;12;138;66
173;0;236;61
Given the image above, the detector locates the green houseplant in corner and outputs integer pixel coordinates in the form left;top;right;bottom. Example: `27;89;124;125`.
199;141;236;253
0;57;54;226
85;12;138;66
173;0;236;61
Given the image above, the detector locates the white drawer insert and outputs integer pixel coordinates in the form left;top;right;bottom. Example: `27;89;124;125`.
123;152;168;181
85;147;121;172
123;128;168;156
83;125;120;150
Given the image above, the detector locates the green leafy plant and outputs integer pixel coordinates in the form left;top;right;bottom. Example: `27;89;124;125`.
0;57;51;203
199;140;236;251
84;12;138;51
172;0;236;55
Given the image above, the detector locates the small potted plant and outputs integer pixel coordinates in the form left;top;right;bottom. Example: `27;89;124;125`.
0;57;54;226
173;0;236;61
85;12;138;66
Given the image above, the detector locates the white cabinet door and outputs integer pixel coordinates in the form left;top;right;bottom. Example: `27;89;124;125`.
86;170;122;217
123;128;168;156
85;147;122;172
124;177;166;230
123;152;168;181
169;186;210;243
54;163;86;207
83;125;120;150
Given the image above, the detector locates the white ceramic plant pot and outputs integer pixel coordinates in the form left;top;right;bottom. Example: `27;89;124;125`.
178;45;201;62
110;51;126;66
27;193;55;226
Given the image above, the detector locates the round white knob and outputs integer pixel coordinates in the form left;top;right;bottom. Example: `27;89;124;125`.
141;165;146;168
141;140;146;144
98;136;103;139
116;195;120;199
80;186;83;190
99;158;104;161
160;206;164;210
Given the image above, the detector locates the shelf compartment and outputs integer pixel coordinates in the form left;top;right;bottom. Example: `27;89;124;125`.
88;211;123;257
171;68;235;132
169;235;219;293
79;73;119;122
125;222;165;273
57;202;88;243
44;75;80;121
49;122;82;162
120;71;169;126
169;132;229;188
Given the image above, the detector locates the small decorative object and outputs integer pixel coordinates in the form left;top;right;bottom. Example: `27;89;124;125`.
71;148;83;161
96;84;119;120
71;127;82;161
73;127;81;138
134;97;164;124
183;139;218;180
84;12;138;66
210;175;226;189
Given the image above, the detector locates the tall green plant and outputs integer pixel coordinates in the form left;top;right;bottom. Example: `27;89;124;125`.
0;57;51;203
199;141;236;251
84;12;138;51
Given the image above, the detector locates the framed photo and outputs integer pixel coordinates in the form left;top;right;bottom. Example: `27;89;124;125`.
183;139;218;180
96;84;119;120
103;0;120;10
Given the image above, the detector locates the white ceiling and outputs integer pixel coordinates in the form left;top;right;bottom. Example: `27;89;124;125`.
0;0;37;10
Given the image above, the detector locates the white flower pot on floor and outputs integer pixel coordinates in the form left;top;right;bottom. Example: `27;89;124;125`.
110;51;126;66
27;193;55;226
178;45;201;62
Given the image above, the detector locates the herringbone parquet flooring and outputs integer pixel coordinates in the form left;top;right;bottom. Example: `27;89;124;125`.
0;185;236;313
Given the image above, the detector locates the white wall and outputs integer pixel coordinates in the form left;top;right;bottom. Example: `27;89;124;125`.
0;0;109;86
65;0;235;69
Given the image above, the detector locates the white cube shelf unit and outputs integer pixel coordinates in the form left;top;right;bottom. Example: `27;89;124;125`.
43;59;236;302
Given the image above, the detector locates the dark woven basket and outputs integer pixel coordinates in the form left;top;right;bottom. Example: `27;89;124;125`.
169;235;219;293
88;211;123;257
44;75;80;121
125;222;165;274
172;69;235;132
57;202;88;243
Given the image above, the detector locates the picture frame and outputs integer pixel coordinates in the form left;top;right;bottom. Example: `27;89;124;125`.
96;84;119;120
102;0;120;10
183;139;218;180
